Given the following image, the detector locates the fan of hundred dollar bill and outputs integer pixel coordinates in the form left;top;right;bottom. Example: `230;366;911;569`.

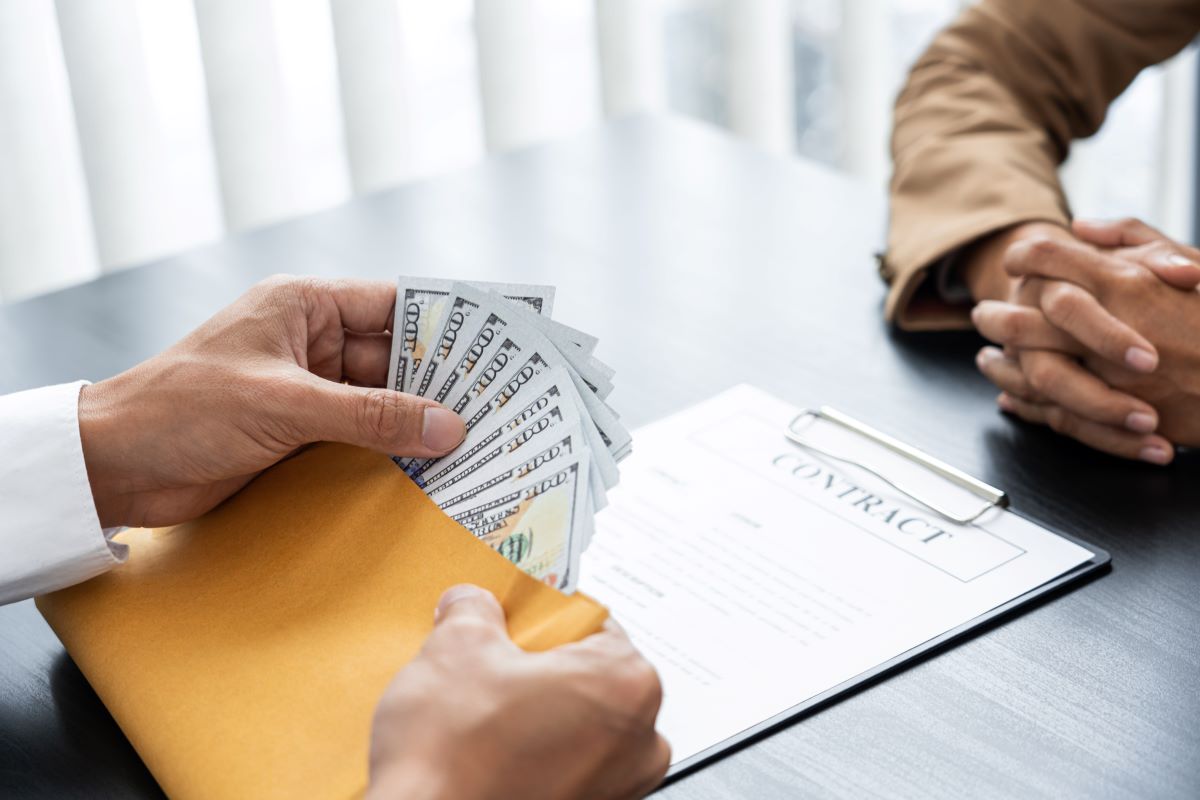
386;277;630;593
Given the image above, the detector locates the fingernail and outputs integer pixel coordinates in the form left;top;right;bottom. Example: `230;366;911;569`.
422;407;465;452
1125;412;1157;434
1125;347;1158;373
1139;445;1173;466
1166;253;1195;268
997;393;1014;412
434;584;484;621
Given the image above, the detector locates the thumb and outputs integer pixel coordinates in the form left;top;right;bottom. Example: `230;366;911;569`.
296;376;466;458
432;584;509;631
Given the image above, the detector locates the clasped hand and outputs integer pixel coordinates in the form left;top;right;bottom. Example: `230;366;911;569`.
969;218;1200;463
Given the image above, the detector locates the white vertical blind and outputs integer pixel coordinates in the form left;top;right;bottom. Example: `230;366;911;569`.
1061;49;1195;242
0;0;1192;301
193;0;350;231
56;0;164;267
135;0;225;260
56;0;224;270
271;0;353;209
474;0;547;151
400;1;486;178
0;0;97;302
330;0;413;193
837;0;892;187
595;0;666;118
474;0;601;152
193;0;296;229
724;0;795;155
1155;47;1197;242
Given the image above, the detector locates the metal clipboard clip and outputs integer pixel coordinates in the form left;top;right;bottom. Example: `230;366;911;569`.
785;406;1008;526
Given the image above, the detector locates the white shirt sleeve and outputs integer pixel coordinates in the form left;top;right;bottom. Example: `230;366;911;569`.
0;381;125;605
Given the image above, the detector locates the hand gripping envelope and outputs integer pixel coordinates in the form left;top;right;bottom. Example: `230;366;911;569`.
37;443;608;799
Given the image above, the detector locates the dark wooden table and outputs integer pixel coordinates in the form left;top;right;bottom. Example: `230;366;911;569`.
2;115;1197;799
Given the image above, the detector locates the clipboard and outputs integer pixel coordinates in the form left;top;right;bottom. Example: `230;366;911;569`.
659;405;1111;784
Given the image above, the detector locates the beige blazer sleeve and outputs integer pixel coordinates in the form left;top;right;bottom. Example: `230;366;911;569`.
883;0;1200;331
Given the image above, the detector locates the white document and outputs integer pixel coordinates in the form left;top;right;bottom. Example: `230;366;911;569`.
579;385;1096;767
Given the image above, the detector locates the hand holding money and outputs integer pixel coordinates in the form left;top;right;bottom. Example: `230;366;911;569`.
52;273;655;798
76;276;466;529
387;276;631;592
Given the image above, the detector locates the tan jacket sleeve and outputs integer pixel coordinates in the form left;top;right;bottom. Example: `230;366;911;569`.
884;0;1200;331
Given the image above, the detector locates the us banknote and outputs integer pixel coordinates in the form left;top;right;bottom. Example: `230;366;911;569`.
447;456;592;592
405;315;626;491
434;427;585;510
387;277;554;395
421;387;583;495
385;276;624;591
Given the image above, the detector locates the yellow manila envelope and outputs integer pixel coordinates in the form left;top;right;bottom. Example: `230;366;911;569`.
37;443;609;799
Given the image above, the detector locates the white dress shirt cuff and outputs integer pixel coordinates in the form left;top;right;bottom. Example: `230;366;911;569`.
0;381;124;605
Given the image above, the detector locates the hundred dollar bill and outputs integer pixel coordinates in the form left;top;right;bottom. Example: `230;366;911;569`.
424;310;513;407
425;404;574;495
410;316;622;493
404;333;545;477
450;455;591;592
450;334;529;416
422;391;582;495
409;360;613;511
464;325;625;486
408;293;482;400
587;354;615;383
511;306;613;399
411;370;570;486
415;284;524;406
498;304;598;356
435;427;583;511
541;318;598;356
484;373;610;512
555;357;630;461
452;305;628;457
430;306;549;424
418;284;612;411
408;282;561;401
443;312;628;465
383;272;622;583
391;293;525;473
386;277;554;394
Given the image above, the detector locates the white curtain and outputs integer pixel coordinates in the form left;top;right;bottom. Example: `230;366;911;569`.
0;0;1193;302
0;1;98;300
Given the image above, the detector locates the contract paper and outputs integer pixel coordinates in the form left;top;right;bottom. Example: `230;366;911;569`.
579;385;1096;768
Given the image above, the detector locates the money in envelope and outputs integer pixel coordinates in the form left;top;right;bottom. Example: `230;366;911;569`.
386;277;630;593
